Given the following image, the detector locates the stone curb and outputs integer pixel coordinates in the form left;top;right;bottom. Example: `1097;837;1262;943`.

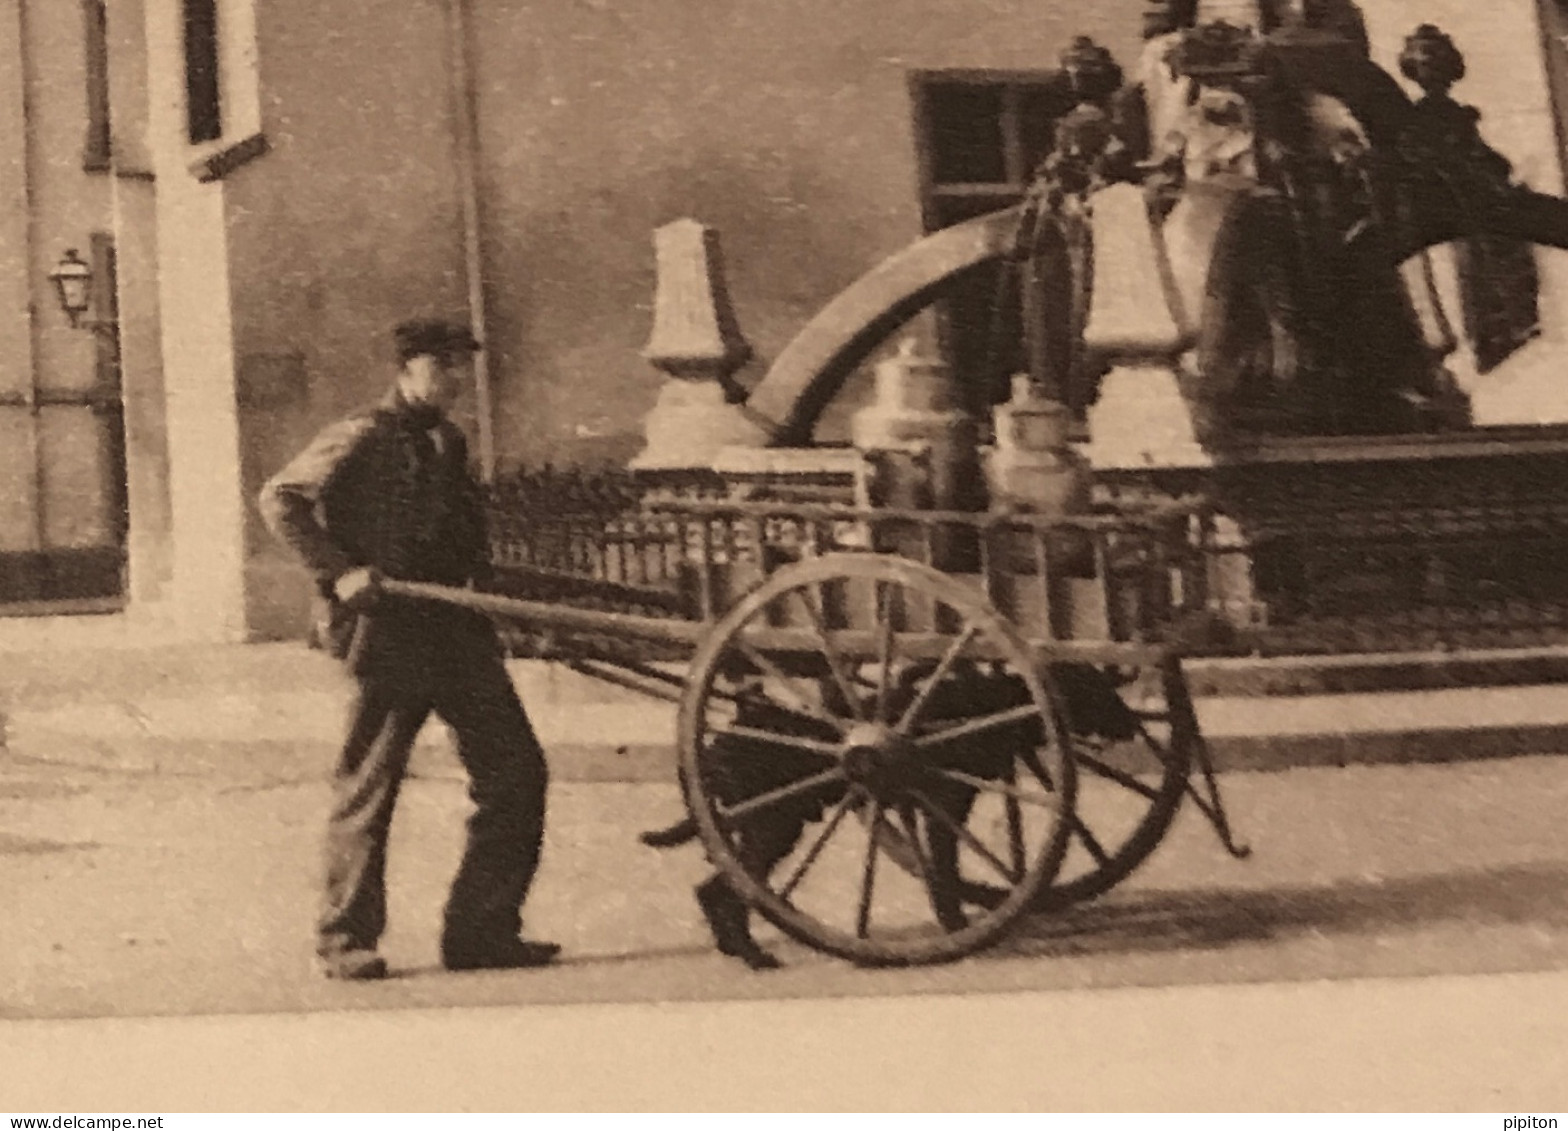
10;726;1568;785
1187;646;1568;698
8;682;1568;783
4;643;1568;782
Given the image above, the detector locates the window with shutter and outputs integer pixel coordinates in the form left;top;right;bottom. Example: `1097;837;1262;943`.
184;0;222;145
82;0;111;171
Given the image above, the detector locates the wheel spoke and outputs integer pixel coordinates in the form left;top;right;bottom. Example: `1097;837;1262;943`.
1016;742;1062;795
908;787;1020;885
1136;720;1179;767
1071;814;1112;867
792;586;867;722
717;766;846;824
708;687;845;741
733;639;851;735
924;765;1059;809
857;798;883;938
897;804;966;931
1074;748;1163;801
1006;794;1025;880
894;622;980;735
874;581;896;724
778;787;862;900
712;723;844;760
913;702;1039;750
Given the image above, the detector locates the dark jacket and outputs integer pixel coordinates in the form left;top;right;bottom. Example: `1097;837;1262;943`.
258;390;499;683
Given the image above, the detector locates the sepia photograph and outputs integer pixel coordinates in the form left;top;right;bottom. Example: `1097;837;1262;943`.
4;0;1568;1113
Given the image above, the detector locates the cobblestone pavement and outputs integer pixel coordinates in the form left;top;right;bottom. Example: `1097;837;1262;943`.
5;746;1568;1023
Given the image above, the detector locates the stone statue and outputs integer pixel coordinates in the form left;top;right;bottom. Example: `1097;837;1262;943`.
1397;24;1541;376
1103;0;1466;434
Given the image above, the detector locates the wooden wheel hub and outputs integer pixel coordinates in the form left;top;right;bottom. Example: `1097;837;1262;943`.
677;552;1077;967
840;722;916;786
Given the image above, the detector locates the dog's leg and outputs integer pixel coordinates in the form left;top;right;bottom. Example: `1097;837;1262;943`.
695;872;781;971
696;802;812;971
639;816;697;848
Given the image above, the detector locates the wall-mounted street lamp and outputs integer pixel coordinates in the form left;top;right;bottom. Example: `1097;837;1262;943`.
47;248;117;336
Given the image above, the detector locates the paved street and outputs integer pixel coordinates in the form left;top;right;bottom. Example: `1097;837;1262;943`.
6;733;1568;1022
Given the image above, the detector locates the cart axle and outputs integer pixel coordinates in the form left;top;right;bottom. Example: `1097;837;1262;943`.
840;722;918;786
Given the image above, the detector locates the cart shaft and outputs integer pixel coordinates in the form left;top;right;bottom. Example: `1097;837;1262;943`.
381;579;707;650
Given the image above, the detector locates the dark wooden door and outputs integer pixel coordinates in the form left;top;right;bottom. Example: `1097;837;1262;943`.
0;233;130;613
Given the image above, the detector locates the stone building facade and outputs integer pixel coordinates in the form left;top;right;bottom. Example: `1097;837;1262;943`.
3;0;1568;644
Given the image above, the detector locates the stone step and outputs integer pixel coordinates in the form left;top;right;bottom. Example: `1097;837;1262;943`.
6;665;1567;783
1188;645;1568;697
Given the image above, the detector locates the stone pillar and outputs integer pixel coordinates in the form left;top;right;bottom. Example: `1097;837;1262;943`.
1207;512;1266;630
1080;182;1214;470
0;0;40;561
630;219;767;470
142;0;249;642
106;0;174;611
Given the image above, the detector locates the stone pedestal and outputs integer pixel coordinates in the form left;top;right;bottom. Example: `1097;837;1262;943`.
631;218;764;471
632;380;768;471
1205;512;1266;629
1084;363;1215;470
1082;182;1188;360
1078;178;1216;470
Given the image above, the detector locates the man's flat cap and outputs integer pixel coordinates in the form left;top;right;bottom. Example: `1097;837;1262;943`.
394;318;482;363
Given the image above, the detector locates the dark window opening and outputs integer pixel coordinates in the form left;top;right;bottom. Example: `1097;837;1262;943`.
184;0;221;145
909;72;1075;421
924;83;1008;185
82;0;111;170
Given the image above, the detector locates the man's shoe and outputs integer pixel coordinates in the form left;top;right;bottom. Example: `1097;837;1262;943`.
441;938;561;972
317;949;389;981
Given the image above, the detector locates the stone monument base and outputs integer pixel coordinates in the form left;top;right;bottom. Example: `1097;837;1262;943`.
1083;362;1215;470
630;380;769;471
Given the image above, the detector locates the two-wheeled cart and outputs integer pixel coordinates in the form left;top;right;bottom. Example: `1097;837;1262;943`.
384;494;1249;967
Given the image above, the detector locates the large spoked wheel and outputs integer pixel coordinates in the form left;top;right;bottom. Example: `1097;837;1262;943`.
676;553;1077;967
878;653;1195;914
1032;654;1194;909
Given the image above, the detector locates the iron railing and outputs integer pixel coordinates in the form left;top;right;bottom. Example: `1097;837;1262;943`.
1097;437;1568;656
482;441;1568;659
484;467;1212;660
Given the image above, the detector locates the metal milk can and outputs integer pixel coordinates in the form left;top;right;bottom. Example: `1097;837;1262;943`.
985;373;1092;515
851;339;981;572
984;373;1098;639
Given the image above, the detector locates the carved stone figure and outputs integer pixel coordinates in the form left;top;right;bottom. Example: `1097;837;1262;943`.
1397;24;1541;375
1096;1;1493;434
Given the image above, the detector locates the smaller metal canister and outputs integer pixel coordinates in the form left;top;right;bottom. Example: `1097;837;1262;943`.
851;340;979;510
984;374;1097;639
985;373;1092;516
851;340;982;570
